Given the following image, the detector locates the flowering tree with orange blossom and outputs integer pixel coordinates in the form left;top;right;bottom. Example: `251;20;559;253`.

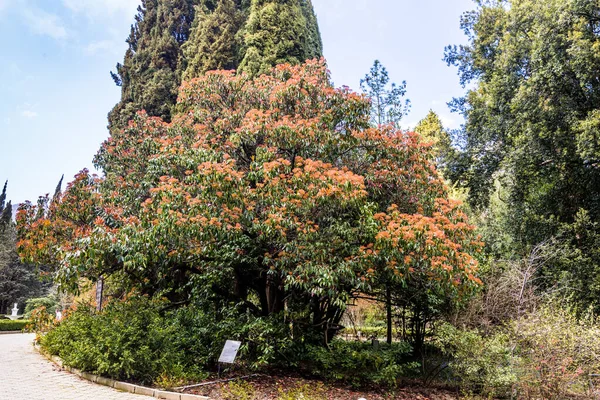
17;59;481;345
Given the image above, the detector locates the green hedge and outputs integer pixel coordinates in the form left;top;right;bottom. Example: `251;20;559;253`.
0;320;30;331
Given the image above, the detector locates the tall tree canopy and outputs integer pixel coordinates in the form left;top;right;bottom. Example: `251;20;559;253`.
182;0;244;79
445;0;600;308
0;182;43;315
415;110;455;178
109;0;198;130
18;61;481;343
238;0;323;76
360;60;410;128
110;0;323;131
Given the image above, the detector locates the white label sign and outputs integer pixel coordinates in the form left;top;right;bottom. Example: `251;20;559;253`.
218;340;241;364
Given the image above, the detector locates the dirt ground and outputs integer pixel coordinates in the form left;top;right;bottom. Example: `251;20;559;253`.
186;374;459;400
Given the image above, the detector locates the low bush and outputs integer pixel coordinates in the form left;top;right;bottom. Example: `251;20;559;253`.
0;320;30;331
38;295;293;386
510;304;600;399
38;295;425;389
433;322;517;398
303;340;419;387
40;296;207;385
434;302;600;399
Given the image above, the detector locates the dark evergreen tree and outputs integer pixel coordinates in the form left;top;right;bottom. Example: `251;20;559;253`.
109;0;198;131
0;181;10;231
182;0;244;79
0;182;43;315
110;0;322;128
238;0;323;76
300;0;322;60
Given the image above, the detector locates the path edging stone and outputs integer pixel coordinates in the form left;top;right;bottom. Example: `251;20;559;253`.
34;344;210;400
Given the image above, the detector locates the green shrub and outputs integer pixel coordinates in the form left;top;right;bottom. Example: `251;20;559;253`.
25;297;58;317
40;297;206;385
303;340;419;387
0;320;30;331
434;322;518;398
510;304;600;399
434;302;600;399
223;380;256;400
277;382;326;400
39;295;293;385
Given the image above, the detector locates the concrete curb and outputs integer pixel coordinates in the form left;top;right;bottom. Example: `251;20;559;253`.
34;344;210;400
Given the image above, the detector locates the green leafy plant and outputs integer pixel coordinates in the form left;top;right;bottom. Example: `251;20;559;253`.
434;322;517;398
304;339;419;388
277;382;326;400
223;380;256;400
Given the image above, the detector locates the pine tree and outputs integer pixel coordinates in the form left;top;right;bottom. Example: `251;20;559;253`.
182;0;244;79
360;60;411;128
108;0;198;131
238;0;323;76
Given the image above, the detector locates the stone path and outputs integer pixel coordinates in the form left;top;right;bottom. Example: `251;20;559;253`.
0;333;154;400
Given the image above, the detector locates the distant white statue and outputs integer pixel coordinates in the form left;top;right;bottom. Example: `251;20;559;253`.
11;303;18;317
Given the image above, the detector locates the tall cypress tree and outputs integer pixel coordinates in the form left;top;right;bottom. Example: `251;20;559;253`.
0;181;43;315
300;0;322;60
110;0;323;129
239;0;323;76
109;0;198;131
0;182;11;231
182;0;244;79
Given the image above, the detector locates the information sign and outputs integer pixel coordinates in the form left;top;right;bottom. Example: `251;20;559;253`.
218;340;241;364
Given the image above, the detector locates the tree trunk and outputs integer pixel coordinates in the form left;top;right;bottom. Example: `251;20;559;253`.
386;285;392;345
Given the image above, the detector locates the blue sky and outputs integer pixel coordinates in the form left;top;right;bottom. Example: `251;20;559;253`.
0;0;474;206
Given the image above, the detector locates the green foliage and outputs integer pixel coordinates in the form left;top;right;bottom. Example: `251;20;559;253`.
360;60;410;127
303;340;419;388
25;296;58;316
238;0;323;76
40;297;207;385
0;319;30;331
223;380;256;400
414;110;456;179
109;0;198;130
182;0;244;79
446;0;600;311
277;382;325;400
434;322;517;398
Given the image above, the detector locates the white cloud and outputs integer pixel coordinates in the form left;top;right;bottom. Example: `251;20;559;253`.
85;40;119;55
62;0;140;19
22;7;68;40
21;110;38;119
439;114;461;130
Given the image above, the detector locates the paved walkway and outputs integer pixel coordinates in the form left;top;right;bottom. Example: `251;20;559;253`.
0;333;154;400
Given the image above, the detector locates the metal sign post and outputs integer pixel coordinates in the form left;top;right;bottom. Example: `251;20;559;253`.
95;277;104;312
217;340;241;378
